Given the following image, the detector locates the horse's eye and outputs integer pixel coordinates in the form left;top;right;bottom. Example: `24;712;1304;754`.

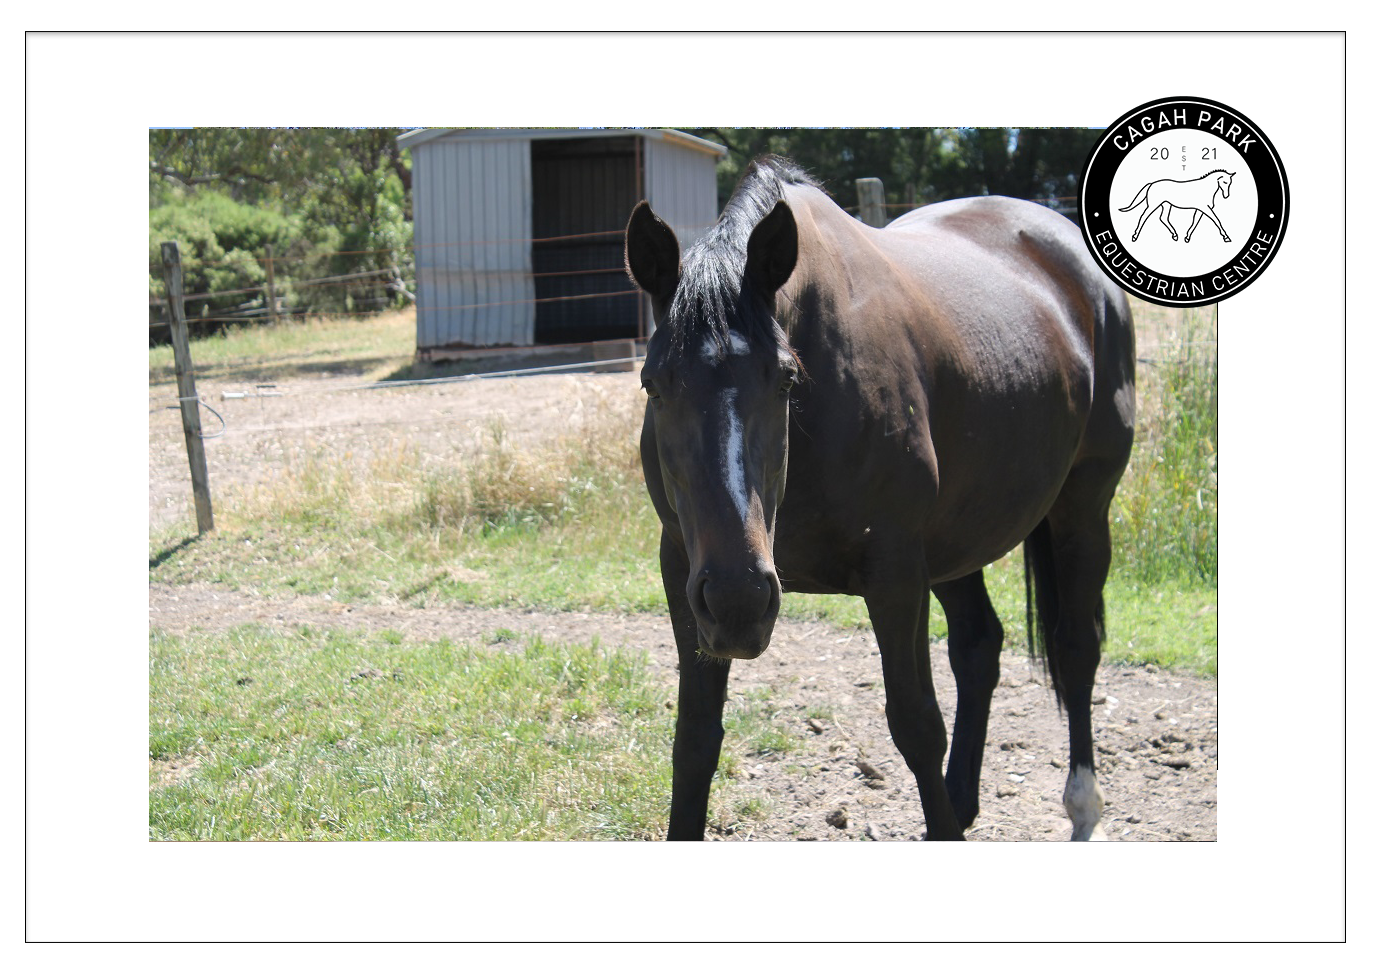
642;383;661;401
779;362;801;395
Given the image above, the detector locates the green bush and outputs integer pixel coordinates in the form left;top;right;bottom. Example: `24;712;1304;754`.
149;190;301;323
1112;308;1218;585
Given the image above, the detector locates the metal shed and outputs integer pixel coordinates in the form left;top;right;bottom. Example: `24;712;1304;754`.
398;128;727;358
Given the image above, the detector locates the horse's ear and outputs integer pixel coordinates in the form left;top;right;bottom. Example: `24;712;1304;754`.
745;200;798;298
625;202;681;304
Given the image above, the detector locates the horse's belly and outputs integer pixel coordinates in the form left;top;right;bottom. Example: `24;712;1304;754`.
773;479;1059;593
922;429;1081;582
923;506;1048;583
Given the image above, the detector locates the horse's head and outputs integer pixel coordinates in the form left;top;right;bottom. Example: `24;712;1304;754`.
1218;171;1236;199
625;199;801;660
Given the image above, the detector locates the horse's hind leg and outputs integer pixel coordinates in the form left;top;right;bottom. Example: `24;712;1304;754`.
1130;203;1158;242
1027;460;1127;841
1156;205;1178;241
934;571;1004;830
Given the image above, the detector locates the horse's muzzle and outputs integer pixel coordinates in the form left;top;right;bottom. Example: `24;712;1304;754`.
688;562;781;660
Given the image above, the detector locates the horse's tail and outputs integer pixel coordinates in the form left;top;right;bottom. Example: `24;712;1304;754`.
1024;517;1065;710
1118;182;1151;212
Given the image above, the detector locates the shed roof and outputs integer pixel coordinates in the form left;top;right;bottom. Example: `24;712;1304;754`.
396;127;728;158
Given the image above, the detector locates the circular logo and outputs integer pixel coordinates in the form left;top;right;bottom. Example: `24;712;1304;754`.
1079;96;1289;306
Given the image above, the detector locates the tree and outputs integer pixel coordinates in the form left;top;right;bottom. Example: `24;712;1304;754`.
686;128;1099;216
149;128;414;324
149;128;412;208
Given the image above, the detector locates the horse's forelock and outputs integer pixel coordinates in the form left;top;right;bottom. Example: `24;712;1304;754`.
667;253;737;353
663;157;811;359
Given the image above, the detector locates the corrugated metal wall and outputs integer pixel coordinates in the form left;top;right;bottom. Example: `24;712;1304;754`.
642;137;723;336
645;137;720;251
414;136;535;349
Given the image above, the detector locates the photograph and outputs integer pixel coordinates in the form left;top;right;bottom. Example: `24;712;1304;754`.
25;30;1351;945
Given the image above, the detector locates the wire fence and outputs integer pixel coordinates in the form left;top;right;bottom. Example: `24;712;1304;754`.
149;350;649;447
149;325;1212;430
150;194;1082;335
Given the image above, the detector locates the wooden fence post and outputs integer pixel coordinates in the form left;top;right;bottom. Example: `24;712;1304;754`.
265;244;279;323
856;177;887;228
160;241;215;534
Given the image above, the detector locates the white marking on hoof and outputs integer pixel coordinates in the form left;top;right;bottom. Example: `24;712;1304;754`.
1064;765;1108;841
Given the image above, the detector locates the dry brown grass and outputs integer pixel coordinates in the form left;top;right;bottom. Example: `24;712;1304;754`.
227;385;644;537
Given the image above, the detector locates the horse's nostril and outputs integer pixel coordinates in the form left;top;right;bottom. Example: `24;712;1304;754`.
689;573;714;624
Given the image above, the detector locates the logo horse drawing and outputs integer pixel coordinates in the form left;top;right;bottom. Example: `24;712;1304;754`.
1120;169;1235;244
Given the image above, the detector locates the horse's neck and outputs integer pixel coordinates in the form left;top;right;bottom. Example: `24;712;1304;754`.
788;183;893;323
777;196;872;351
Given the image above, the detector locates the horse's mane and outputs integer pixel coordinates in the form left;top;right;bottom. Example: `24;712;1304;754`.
666;156;820;357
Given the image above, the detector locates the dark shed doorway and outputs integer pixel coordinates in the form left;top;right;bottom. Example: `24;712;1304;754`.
531;137;642;344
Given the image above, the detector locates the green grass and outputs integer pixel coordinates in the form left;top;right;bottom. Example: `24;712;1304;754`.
149;622;803;841
149;625;675;840
149;309;417;385
723;686;805;759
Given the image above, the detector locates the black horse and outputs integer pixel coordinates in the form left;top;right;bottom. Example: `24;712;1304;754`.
625;157;1135;841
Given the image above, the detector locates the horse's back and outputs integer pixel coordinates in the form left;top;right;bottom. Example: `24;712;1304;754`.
887;195;1118;314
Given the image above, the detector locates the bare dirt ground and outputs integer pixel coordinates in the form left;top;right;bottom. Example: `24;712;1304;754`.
149;365;638;530
149;369;1217;842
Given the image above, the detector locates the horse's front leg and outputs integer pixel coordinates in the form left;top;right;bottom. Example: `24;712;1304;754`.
1203;205;1231;242
661;530;730;840
865;557;963;841
1185;210;1203;243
